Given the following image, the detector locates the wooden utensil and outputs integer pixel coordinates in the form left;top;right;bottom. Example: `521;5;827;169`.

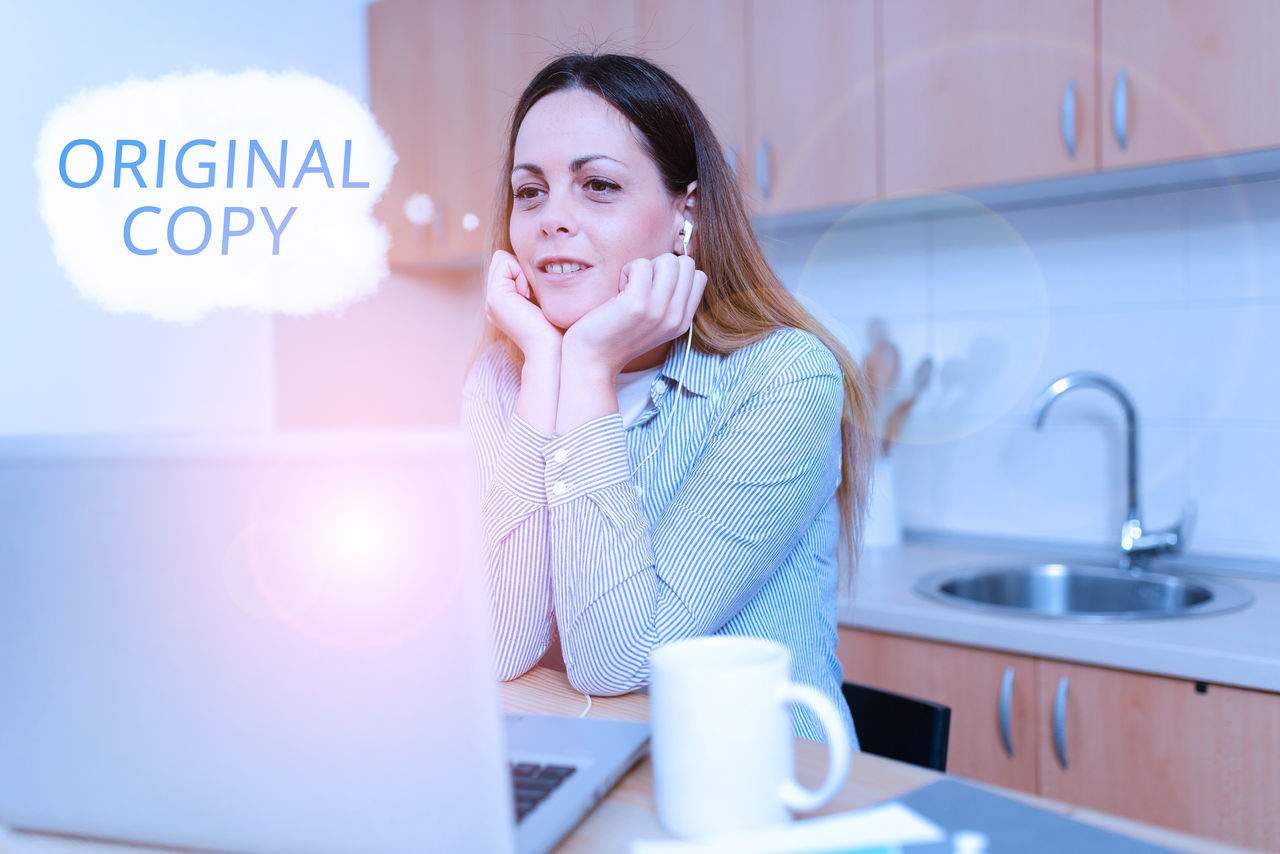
882;357;933;456
862;318;900;412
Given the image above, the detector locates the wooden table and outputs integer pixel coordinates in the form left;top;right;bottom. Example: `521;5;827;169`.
502;668;1262;854
1;668;1259;854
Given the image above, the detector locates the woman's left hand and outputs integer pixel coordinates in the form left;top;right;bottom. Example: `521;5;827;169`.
562;253;707;375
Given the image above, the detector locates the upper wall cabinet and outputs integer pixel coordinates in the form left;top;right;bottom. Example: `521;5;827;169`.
748;0;877;215
369;0;484;270
1099;0;1280;169
881;0;1097;195
370;1;1280;272
369;0;639;270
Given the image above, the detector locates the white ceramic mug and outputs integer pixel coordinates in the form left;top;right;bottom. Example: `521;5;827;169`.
648;636;852;838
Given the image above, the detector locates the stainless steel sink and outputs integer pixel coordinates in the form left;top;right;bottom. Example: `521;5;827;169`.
915;563;1253;621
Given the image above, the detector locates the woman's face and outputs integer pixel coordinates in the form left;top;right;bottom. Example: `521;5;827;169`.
509;88;691;332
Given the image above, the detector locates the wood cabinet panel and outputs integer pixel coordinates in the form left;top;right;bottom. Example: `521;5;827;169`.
881;0;1097;194
369;0;492;268
1100;0;1280;169
1037;659;1280;851
837;627;1039;793
748;0;878;214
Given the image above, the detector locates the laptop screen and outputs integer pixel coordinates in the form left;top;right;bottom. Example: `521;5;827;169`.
0;430;518;854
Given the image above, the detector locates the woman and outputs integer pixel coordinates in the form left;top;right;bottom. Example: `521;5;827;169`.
462;52;871;744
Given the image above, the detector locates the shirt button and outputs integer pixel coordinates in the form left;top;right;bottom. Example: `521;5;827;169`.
553;448;568;463
551;481;567;495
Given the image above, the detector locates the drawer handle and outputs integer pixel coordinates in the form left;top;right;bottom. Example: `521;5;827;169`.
1052;675;1070;770
998;666;1015;757
1113;69;1130;150
1060;78;1077;157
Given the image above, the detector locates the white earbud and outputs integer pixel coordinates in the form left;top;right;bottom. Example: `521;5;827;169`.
681;219;693;255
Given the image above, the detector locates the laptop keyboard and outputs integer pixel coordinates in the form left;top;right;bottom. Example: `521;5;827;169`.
510;761;577;822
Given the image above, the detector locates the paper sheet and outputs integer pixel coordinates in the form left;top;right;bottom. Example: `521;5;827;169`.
629;801;946;854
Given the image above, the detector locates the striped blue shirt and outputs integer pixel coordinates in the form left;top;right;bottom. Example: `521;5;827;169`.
461;326;858;746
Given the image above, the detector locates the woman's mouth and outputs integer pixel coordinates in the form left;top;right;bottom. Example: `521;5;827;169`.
538;262;592;281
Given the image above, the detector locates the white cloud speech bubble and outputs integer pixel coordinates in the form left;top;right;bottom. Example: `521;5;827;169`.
35;69;397;323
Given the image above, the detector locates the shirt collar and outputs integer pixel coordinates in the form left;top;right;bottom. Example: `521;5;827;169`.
659;338;720;398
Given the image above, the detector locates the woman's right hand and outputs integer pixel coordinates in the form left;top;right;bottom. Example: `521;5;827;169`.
485;250;563;357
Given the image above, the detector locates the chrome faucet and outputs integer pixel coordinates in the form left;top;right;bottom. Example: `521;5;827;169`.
1031;372;1190;570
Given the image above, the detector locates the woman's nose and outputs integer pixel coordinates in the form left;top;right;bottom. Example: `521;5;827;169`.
538;191;577;237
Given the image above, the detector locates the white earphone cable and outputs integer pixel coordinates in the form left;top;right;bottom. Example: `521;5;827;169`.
635;219;696;473
576;221;694;714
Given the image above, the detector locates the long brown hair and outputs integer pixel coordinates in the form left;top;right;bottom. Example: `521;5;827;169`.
470;52;873;583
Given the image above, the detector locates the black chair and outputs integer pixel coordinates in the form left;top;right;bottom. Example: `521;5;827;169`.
841;681;951;772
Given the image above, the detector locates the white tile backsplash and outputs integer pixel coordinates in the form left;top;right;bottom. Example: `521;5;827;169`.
895;421;1195;548
787;217;932;324
1187;425;1280;557
931;210;1051;317
1175;302;1280;425
1001;192;1188;311
1184;182;1280;303
766;178;1280;564
1024;307;1190;423
921;313;1050;433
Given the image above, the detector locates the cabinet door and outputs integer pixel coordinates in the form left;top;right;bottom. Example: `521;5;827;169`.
748;0;877;215
881;0;1096;194
369;0;490;269
1037;660;1280;849
1100;0;1280;169
837;628;1039;792
636;0;750;203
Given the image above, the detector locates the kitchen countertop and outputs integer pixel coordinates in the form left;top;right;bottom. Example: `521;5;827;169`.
837;538;1280;693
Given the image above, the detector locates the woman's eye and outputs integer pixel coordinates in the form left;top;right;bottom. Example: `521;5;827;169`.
513;180;616;203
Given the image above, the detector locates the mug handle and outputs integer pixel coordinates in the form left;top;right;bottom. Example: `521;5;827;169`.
773;682;852;812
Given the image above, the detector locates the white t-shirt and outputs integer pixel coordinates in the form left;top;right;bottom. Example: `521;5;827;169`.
615;364;663;429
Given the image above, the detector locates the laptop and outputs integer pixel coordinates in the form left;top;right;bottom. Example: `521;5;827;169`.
0;429;649;854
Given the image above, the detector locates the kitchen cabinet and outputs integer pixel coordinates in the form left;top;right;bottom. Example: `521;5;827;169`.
1099;0;1280;169
369;1;1280;270
747;0;877;214
838;628;1039;792
838;627;1280;850
1037;659;1280;850
368;0;486;269
880;0;1097;194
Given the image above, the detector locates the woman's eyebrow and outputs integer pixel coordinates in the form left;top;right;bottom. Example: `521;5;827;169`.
511;154;626;178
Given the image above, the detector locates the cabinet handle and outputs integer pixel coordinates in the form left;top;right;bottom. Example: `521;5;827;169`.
726;145;738;177
1052;675;1070;770
1060;79;1077;157
756;138;772;201
998;666;1015;757
1112;69;1130;150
